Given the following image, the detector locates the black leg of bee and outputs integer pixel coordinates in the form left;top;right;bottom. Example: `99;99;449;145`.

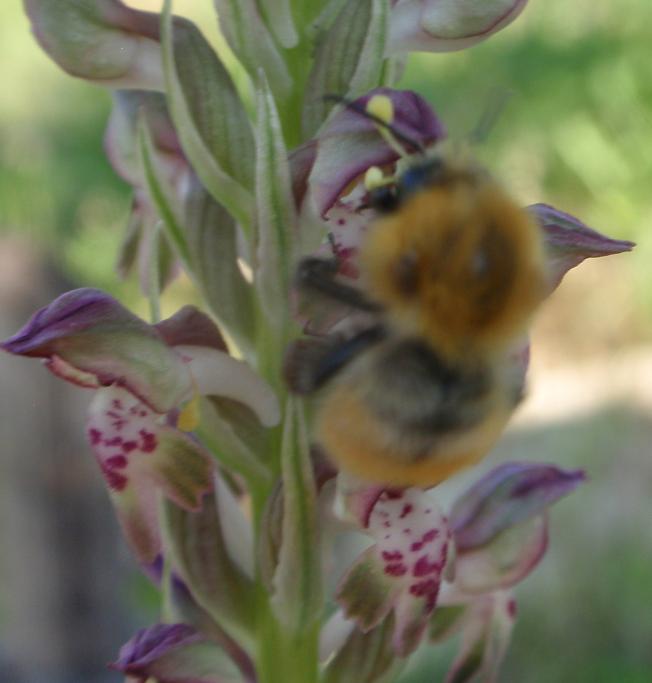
284;325;386;394
294;257;382;313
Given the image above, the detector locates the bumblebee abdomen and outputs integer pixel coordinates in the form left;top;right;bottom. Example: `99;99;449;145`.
316;386;512;488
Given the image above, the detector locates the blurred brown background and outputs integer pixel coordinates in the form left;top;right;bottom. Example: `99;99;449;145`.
1;1;651;681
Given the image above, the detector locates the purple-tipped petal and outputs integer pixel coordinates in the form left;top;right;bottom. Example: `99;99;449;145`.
24;0;164;89
451;462;585;552
112;623;238;682
389;0;528;54
528;203;635;291
1;288;192;413
309;88;445;216
113;623;201;670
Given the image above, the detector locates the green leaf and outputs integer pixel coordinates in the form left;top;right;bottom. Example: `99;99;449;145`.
253;76;297;331
161;0;254;228
302;0;390;138
161;493;256;648
271;397;322;633
184;175;255;354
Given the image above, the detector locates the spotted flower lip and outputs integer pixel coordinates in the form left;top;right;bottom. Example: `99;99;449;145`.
388;0;529;54
336;487;451;656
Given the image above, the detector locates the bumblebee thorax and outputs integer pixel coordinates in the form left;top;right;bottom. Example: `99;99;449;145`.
361;175;546;356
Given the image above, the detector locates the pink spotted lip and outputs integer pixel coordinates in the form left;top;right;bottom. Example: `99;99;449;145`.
88;389;161;492
369;489;449;611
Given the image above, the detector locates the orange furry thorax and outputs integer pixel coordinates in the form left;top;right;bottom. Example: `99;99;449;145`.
360;174;546;361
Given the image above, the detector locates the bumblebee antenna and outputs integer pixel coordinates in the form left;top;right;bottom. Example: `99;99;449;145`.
324;94;427;156
468;87;513;145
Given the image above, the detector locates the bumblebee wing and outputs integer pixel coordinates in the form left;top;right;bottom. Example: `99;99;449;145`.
285;325;386;395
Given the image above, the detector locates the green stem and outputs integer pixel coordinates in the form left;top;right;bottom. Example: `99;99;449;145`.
256;603;320;683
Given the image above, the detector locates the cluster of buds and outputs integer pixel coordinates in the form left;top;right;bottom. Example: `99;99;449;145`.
5;1;633;682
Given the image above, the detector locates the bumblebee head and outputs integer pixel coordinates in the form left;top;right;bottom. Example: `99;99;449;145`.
361;159;546;358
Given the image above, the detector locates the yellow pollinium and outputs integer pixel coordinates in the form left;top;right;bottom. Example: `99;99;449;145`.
366;94;395;124
177;392;201;432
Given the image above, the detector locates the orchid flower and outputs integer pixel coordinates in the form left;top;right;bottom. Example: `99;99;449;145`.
433;462;585;682
333;463;585;679
1;289;279;563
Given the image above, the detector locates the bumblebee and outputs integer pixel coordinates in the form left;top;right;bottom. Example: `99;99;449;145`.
288;111;546;488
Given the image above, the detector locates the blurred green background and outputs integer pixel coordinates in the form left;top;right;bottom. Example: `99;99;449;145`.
0;0;651;681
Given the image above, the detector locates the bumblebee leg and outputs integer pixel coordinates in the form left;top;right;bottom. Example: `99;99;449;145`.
294;257;381;312
284;325;385;394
